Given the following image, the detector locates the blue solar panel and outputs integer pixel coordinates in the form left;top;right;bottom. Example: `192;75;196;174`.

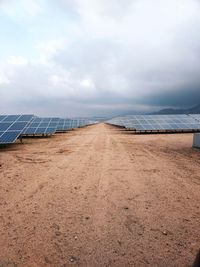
71;119;94;128
35;128;47;134
46;127;57;134
17;115;34;122
23;117;60;135
0;132;20;143
24;127;35;134
3;115;20;122
56;118;95;132
9;122;28;131
0;115;34;144
0;123;11;131
0;116;7;122
39;123;49;127
56;119;73;131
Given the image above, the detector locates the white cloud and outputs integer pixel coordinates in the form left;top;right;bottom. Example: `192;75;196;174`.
0;0;41;18
80;78;95;89
36;40;65;61
7;56;28;66
0;74;10;85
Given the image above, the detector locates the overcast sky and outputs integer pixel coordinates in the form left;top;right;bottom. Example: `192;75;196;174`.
0;0;200;117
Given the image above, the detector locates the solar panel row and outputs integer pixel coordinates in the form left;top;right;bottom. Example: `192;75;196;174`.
0;115;97;145
107;114;200;133
1;113;200;145
23;118;95;134
56;119;96;132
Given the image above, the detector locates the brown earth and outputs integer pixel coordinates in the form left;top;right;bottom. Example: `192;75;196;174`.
0;123;200;267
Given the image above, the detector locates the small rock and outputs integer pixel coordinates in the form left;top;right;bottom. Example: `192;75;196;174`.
162;230;168;235
70;256;78;262
55;231;61;236
117;240;122;246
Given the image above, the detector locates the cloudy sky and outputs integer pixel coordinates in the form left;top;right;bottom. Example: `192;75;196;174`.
0;0;200;117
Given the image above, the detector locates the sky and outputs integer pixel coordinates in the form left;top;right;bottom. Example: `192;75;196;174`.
0;0;200;117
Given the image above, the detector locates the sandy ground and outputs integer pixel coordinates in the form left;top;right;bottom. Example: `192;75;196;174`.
0;123;200;267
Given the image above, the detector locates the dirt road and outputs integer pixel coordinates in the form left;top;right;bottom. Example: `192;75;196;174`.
0;123;200;267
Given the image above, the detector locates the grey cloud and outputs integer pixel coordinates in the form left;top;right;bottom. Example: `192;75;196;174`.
1;0;200;116
141;86;200;107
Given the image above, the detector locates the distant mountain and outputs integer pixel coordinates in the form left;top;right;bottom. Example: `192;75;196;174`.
151;104;200;115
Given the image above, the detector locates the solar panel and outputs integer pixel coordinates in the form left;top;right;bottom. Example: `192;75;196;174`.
107;114;200;133
0;115;34;144
56;118;96;132
23;117;60;135
56;119;73;132
70;119;95;128
71;119;83;128
0;115;8;122
189;114;200;122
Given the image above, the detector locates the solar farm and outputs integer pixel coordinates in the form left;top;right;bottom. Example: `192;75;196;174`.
0;114;97;145
0;114;200;267
1;113;200;146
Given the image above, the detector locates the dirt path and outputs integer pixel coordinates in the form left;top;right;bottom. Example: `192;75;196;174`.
0;123;200;267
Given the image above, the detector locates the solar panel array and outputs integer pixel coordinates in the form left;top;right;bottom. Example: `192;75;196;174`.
56;118;96;132
107;114;200;133
1;112;200;146
23;117;60;135
56;119;73;131
0;115;34;144
0;114;97;145
71;119;95;128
